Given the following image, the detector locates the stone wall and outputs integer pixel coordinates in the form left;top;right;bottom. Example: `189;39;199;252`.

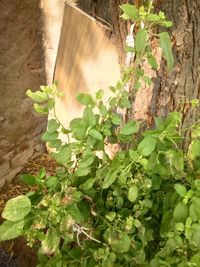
0;0;47;187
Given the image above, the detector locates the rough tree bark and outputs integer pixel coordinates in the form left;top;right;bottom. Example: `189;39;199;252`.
109;0;200;135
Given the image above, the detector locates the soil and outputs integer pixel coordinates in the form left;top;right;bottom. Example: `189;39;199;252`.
0;154;58;267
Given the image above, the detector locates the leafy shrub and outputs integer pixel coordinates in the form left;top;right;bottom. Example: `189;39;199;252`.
1;3;200;267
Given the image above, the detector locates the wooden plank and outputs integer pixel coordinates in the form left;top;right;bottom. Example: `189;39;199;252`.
53;1;120;128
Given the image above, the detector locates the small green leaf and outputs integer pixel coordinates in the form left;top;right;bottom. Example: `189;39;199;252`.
45;176;58;189
96;89;104;100
52;146;71;167
189;140;200;160
191;224;200;246
42;229;60;255
26;89;48;103
20;174;36;186
147;13;160;22
189;197;200;221
33;103;48;114
128;185;138;202
102;170;118;189
120;121;138;135
135;29;147;53
111;113;122;125
173;202;188;223
129;150;139;162
159;32;174;70
79;154;95;168
99;102;108;118
147;54;158;70
47;119;60;133
174;184;187;197
138;136;156;156
80;178;95;191
67;204;85;223
70;118;87;140
2;196;31;221
48;139;62;149
83;107;96;127
105;212;116;222
76;167;90;177
0;220;24;241
120;4;139;20
89;129;103;140
113;233;131;253
76;93;95;107
41;131;58;142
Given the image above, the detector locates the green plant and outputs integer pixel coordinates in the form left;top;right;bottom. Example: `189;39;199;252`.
1;3;200;267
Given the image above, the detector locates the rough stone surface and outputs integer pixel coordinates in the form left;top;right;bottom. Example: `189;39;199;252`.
0;0;47;187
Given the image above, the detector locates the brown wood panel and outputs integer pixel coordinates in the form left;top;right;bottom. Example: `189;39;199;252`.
53;1;120;129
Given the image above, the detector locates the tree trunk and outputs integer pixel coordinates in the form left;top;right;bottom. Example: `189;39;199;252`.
109;0;200;139
152;0;200;126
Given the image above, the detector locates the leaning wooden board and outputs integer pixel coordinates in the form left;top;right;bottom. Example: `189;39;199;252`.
53;1;120;131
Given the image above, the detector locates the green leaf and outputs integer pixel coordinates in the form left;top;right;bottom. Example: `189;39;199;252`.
52;146;71;167
159;32;174;70
136;250;146;264
79;154;95;168
174;184;187;197
48;139;62;149
42;229;60;255
150;258;160;267
34;103;48;114
67;204;85;223
26;89;48;103
120;121;138;135
135;29;147;53
76;93;95;107
96;89;104;100
112;233;131;253
20;174;36;186
41;131;58;142
173;202;188;223
147;13;160;22
102;170;118;189
2;196;31;221
191;224;200;246
120;4;139;20
111;113;122;125
189;197;200;221
76;167;90;177
105;212;116;222
129;150;139;162
47;119;60;133
70;118;88;140
128;185;138;202
189;140;200;160
0;220;24;241
147;54;158;70
138;136;156;156
83;107;96;127
80;178;95;191
99;102;108;118
89;129;103;140
45;176;58;189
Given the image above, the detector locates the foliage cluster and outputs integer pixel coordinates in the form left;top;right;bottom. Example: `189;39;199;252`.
1;3;200;267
